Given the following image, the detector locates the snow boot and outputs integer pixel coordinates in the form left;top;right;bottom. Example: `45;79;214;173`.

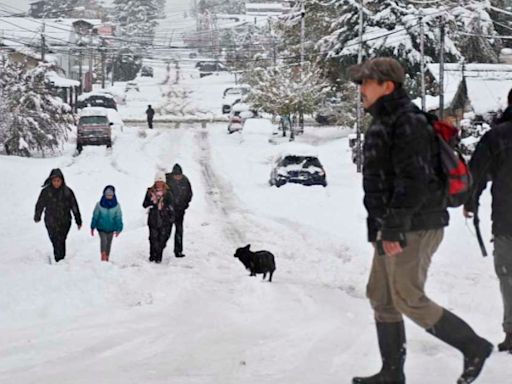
352;321;406;384
498;332;512;352
427;309;493;384
175;252;185;258
101;252;108;262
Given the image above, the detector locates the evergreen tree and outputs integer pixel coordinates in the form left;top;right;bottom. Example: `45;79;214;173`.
0;62;74;157
113;0;159;44
40;0;79;18
108;48;143;81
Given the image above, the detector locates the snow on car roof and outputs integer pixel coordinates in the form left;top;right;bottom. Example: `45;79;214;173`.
78;91;115;101
79;107;110;117
275;142;319;158
231;103;251;112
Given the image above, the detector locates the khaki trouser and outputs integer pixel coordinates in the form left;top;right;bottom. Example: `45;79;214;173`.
367;229;444;329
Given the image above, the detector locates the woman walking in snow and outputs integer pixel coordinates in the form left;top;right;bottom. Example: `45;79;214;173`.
143;172;174;263
91;186;123;262
34;168;82;263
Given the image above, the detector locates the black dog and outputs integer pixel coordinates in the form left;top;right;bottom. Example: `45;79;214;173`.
234;244;276;282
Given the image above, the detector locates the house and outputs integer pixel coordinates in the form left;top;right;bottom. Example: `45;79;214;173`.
28;1;46;18
424;63;512;123
0;17;101;90
245;1;292;16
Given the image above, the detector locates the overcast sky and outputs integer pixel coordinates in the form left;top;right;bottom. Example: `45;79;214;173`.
0;0;191;14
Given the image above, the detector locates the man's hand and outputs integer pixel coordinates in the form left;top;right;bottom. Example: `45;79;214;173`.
91;229;95;237
463;209;474;219
383;241;403;256
34;217;40;223
77;225;82;230
114;232;120;238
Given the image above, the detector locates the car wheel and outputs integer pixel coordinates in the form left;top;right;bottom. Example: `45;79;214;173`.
275;180;285;188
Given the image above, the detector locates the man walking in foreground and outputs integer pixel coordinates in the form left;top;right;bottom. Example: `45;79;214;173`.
464;88;512;353
350;57;492;384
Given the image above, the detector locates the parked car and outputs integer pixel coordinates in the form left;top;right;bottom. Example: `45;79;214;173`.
227;116;244;134
125;81;140;92
270;145;327;187
77;92;117;111
141;65;154;77
315;97;344;125
196;61;228;78
76;107;113;154
222;86;250;114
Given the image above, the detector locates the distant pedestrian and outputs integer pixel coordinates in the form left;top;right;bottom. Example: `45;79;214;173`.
348;57;492;384
146;105;155;129
34;169;82;263
90;185;123;262
143;172;174;263
166;164;193;258
464;88;512;353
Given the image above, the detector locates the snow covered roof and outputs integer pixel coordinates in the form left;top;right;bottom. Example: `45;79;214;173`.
427;63;512;114
79;107;109;117
0;17;101;48
46;71;79;87
78;91;115;101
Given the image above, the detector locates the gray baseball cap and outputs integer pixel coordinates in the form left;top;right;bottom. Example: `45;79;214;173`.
348;57;405;85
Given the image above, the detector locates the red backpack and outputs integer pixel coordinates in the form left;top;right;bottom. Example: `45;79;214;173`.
428;117;473;208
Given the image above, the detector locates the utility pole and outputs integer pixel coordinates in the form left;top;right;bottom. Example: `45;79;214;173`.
439;20;445;120
295;1;306;141
420;13;426;111
41;22;46;61
100;40;106;89
356;0;364;173
111;52;115;86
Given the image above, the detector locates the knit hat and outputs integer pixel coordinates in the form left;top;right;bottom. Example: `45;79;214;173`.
104;186;115;197
171;163;183;175
155;171;166;183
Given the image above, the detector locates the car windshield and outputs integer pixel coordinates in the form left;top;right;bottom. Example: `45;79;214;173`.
80;116;109;125
225;89;242;96
280;156;322;168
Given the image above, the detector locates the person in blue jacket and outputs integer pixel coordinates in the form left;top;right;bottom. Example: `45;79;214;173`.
91;185;123;262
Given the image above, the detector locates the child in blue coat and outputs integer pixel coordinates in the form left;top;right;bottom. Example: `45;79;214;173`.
91;185;123;262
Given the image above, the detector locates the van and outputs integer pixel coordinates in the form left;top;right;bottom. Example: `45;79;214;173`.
76;107;112;154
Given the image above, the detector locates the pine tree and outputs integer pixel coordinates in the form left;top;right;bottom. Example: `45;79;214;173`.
113;0;159;44
0;62;74;157
41;0;79;18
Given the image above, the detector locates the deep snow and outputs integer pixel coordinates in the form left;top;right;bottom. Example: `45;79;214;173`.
2;5;512;382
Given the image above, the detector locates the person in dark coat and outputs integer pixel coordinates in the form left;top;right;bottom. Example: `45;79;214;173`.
348;57;492;384
166;164;193;258
146;105;155;129
34;169;82;262
143;172;174;263
464;89;512;353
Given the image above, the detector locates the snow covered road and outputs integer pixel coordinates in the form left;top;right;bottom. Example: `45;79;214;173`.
1;123;511;383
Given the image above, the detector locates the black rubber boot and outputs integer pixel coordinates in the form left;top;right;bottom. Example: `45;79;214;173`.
427;310;493;384
498;332;512;352
352;321;406;384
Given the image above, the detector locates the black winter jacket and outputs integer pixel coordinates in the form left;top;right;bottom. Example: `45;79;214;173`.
465;106;512;236
142;187;174;228
34;169;82;228
165;174;193;213
363;88;449;243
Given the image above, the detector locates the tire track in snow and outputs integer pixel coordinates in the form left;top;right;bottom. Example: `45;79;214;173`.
195;128;245;245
